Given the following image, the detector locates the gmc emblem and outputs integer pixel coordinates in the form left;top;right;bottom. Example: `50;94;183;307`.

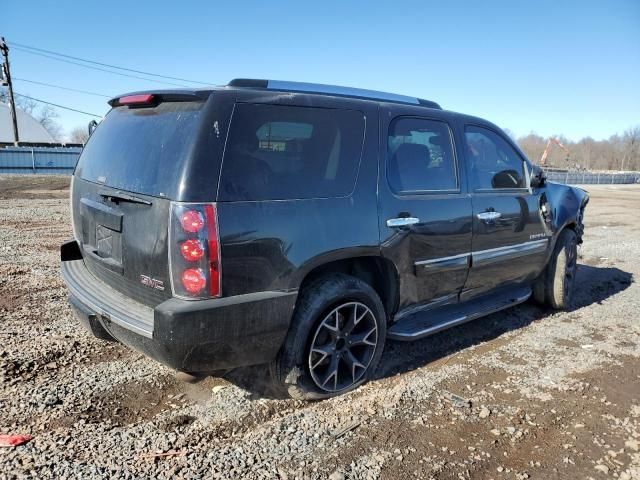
140;274;165;291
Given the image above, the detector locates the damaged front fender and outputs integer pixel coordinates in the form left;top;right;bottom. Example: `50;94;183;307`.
542;181;589;243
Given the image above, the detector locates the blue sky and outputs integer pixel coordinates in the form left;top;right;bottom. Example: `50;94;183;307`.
4;0;639;141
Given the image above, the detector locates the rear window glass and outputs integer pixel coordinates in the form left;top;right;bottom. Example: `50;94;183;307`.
219;104;365;201
75;102;203;198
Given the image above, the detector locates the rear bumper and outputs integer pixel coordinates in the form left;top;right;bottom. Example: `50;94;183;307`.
61;249;297;373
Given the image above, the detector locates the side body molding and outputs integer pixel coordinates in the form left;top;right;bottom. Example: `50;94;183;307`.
471;239;549;266
414;239;549;272
415;253;470;272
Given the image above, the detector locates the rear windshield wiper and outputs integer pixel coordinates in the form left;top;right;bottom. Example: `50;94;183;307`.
99;190;152;206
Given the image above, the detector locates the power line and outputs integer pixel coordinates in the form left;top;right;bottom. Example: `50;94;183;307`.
9;41;213;86
10;46;190;88
13;77;111;98
14;93;103;117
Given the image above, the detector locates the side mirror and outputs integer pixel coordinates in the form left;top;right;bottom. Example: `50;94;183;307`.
492;169;521;189
530;164;546;188
88;120;98;137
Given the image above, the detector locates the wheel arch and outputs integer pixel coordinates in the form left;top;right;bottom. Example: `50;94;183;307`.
293;254;399;321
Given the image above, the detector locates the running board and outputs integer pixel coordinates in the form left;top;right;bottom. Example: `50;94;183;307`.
387;286;532;341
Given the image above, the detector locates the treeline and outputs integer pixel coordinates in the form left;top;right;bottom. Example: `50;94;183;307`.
514;126;640;171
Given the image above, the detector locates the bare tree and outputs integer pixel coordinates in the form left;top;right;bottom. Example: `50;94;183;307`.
513;126;640;171
36;105;62;140
621;126;640;171
517;132;546;164
69;126;89;144
574;137;595;170
14;95;37;115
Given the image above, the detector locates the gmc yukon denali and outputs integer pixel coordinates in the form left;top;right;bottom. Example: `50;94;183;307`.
61;79;588;399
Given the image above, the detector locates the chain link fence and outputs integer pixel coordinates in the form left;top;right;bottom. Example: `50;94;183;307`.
545;170;640;185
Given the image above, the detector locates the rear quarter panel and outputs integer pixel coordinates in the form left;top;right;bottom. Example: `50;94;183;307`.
216;96;380;297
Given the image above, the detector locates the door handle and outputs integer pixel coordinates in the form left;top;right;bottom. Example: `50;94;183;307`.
387;217;420;228
477;211;502;222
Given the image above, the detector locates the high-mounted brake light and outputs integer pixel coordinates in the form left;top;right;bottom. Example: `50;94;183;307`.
117;94;155;106
169;203;222;299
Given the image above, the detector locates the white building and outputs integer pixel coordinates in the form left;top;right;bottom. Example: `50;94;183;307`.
0;102;54;143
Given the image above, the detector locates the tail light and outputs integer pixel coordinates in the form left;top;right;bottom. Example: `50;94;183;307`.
180;210;205;233
180;239;205;262
169;203;221;299
181;268;207;294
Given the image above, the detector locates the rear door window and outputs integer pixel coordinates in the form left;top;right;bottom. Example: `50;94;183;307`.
219;104;365;201
75;101;203;198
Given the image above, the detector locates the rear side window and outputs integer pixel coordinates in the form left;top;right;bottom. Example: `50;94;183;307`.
387;117;458;193
76;102;203;198
219;104;365;201
464;126;526;190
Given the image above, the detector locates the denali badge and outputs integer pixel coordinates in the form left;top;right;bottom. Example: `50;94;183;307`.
529;232;549;240
140;274;165;291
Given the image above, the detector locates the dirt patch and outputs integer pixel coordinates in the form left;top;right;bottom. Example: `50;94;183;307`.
581;255;607;266
51;376;187;429
1;339;130;384
83;342;131;365
0;175;70;199
587;220;627;228
1;348;67;382
555;338;581;348
2;219;57;230
0;290;21;312
158;414;197;432
0;265;30;278
313;358;640;480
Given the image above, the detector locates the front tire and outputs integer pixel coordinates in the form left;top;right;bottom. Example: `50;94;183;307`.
271;274;387;400
534;229;578;310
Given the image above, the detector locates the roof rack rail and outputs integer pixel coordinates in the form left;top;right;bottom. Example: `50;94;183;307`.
228;79;441;109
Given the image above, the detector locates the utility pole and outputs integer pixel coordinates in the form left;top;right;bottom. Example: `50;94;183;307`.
1;37;20;145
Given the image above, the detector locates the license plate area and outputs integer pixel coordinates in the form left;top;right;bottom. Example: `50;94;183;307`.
95;224;122;263
80;197;125;275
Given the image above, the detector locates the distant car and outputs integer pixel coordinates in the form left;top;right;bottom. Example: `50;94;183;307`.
61;79;589;399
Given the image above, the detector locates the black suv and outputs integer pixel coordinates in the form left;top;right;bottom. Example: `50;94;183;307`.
61;79;588;399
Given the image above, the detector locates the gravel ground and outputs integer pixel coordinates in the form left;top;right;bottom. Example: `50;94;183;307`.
1;175;639;480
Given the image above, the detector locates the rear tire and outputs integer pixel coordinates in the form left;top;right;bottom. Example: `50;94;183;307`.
270;274;386;400
534;229;578;310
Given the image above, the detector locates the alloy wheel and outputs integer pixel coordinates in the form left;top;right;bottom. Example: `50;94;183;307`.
308;302;378;393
